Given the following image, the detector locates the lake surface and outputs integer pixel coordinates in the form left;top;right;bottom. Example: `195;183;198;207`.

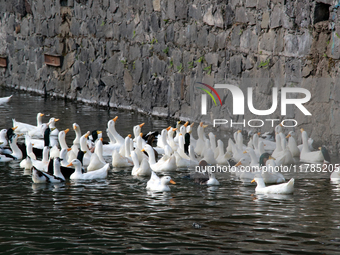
0;87;340;254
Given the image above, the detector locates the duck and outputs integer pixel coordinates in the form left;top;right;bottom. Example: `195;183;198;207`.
177;134;190;160
142;144;176;172
79;131;92;166
133;123;145;142
0;95;12;104
186;160;220;185
19;142;36;168
13;112;44;134
108;117;125;149
59;148;72;167
188;145;199;166
208;132;219;158
251;176;294;194
87;138;107;171
6;133;23;159
31;146;50;171
330;167;340;182
300;129;325;163
260;155;286;184
111;149;133;168
194;122;208;156
146;171;176;192
173;151;197;168
48;118;60;137
286;131;300;157
131;151;152;176
167;127;178;151
32;157;65;183
68;159;109;180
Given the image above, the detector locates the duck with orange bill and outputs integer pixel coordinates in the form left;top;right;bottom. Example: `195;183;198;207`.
12;112;45;134
300;128;329;163
194;122;208;156
146;171;176;192
68;159;109;180
251;176;294;194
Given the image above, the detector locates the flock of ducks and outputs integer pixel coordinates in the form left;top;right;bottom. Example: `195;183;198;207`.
0;95;336;194
0;101;336;194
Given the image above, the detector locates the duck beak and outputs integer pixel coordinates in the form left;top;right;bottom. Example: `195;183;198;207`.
184;121;189;127
73;124;77;130
269;156;276;160
64;128;70;134
17;134;23;137
40;113;44;117
300;128;304;132
238;130;241;133
13;126;18;130
190;122;195;127
85;133;90;138
235;161;242;167
177;121;181;124
200;122;203;127
100;138;103;141
51;128;56;131
113;116;118;122
97;131;102;134
172;128;177;131
318;147;321;150
128;134;132;138
170;179;176;184
140;133;143;137
257;132;261;136
243;151;247;154
203;125;208;128
279;123;283;127
66;162;73;167
55;119;60;122
141;149;145;152
251;179;255;183
166;126;171;131
139;123;145;128
67;148;72;151
286;134;291;138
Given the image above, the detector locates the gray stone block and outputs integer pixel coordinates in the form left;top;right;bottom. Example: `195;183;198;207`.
225;5;234;28
270;5;282;28
285;59;301;82
259;30;275;52
189;4;202;20
235;7;248;23
229;55;242;76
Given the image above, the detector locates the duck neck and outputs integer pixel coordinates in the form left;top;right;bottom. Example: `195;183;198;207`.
147;148;157;165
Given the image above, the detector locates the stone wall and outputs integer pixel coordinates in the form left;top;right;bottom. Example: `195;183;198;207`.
1;0;340;153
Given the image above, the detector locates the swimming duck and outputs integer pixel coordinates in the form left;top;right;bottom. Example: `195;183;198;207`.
143;144;176;172
31;146;50;171
131;151;152;176
146;171;176;192
68;159;109;180
300;129;325;163
32;157;65;184
87;138;107;171
251;176;294;194
13;112;44;134
111;149;133;168
286;131;300;157
194;122;208;156
0;95;12;104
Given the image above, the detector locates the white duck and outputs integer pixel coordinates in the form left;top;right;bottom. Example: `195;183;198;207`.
111;149;133;168
87;138;107;171
8;134;23;159
31;146;50;172
143;144;176;172
68;159;109;180
261;157;285;184
131;151;152;176
0;95;12;104
108;117;125;149
251;176;294;194
300;129;324;163
13;112;44;134
59;148;72;167
286;131;300;157
216;140;232;165
194;122;208;156
79;131;91;166
48;118;60;137
146;171;176;192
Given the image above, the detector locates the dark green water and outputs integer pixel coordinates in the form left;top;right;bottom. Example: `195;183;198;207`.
0;87;340;254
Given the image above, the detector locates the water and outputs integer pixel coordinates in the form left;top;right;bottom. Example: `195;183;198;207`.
0;87;340;254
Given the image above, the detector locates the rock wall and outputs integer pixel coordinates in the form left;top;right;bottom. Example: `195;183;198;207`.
0;0;340;153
